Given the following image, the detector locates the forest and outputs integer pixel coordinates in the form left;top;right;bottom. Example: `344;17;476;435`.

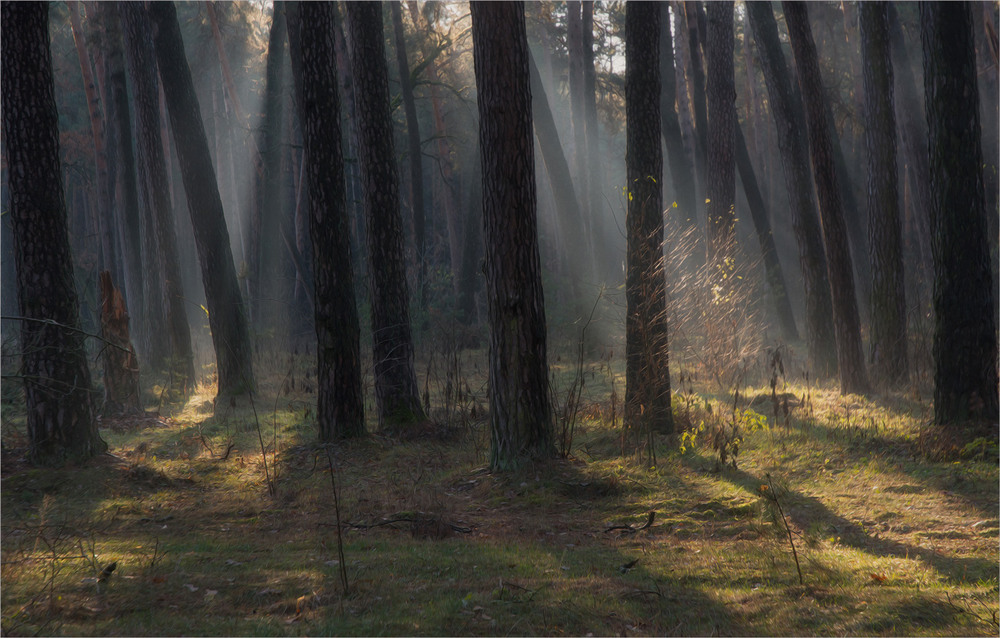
1;0;998;635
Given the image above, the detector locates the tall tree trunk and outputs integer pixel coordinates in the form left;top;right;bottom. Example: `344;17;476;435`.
149;0;255;399
98;1;145;349
390;1;428;307
567;1;590;257
471;1;555;470
921;1;999;425
67;1;117;279
582;1;608;281
705;2;736;265
250;4;287;335
526;51;587;309
684;1;709;196
99;270;141;415
861;2;908;387
735;123;800;341
747;1;838;377
344;1;426;429
659;4;699;257
457;138;483;328
784;1;870;395
625;1;674;435
287;1;365;439
2;1;107;466
119;1;195;387
887;3;933;293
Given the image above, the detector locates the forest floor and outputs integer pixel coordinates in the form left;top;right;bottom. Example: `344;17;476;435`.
1;340;998;636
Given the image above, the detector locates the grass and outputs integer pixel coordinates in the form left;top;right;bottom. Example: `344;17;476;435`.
2;338;998;636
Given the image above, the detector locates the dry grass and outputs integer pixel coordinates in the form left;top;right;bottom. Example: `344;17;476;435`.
1;338;997;636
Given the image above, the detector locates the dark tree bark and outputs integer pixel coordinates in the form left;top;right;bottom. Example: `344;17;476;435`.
1;1;107;466
735;123;800;341
659;5;699;244
344;1;426;429
389;1;427;306
250;4;288;333
457;139;484;328
119;1;195;387
625;1;673;435
100;2;146;359
684;1;709;189
921;1;999;425
582;1;609;281
785;1;870;395
287;1;365;439
860;2;908;387
148;1;255;398
99;271;141;415
470;1;555;470
705;1;736;265
747;1;838;377
67;1;117;281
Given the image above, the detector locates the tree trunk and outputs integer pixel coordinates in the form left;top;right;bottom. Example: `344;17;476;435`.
389;2;427;307
660;4;699;267
735;123;800;341
921;1;999;425
248;4;288;336
344;1;426;430
67;1;117;280
860;2;908;387
471;1;555;470
526;51;588;309
705;2;736;265
119;1;195;388
567;1;590;253
99;271;142;415
684;1;710;199
784;1;870;395
887;3;933;293
747;1;838;377
287;1;365;439
582;1;609;282
625;1;673;435
149;0;255;399
98;2;146;355
2;1;107;466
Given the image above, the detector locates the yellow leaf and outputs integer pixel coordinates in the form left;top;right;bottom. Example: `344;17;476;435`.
672;201;678;208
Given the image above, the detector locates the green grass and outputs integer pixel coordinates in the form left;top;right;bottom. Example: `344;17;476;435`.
2;344;998;636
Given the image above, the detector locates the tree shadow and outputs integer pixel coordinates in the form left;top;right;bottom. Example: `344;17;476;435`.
700;458;996;585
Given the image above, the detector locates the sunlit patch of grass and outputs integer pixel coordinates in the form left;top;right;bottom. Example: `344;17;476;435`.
2;346;998;636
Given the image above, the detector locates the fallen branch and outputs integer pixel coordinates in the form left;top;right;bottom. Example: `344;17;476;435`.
604;511;656;534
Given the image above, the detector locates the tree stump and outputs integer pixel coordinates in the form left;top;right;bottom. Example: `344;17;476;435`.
99;271;142;415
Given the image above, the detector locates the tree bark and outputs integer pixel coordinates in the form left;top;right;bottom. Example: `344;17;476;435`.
99;2;146;357
735;122;800;341
625;1;673;435
119;1;195;387
784;1;869;395
860;2;908;387
471;1;555;470
287;1;365;439
99;271;142;415
344;1;426;430
250;4;287;333
390;1;428;307
2;0;107;466
659;5;699;251
921;1;999;425
747;1;838;377
149;0;255;399
705;2;736;265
